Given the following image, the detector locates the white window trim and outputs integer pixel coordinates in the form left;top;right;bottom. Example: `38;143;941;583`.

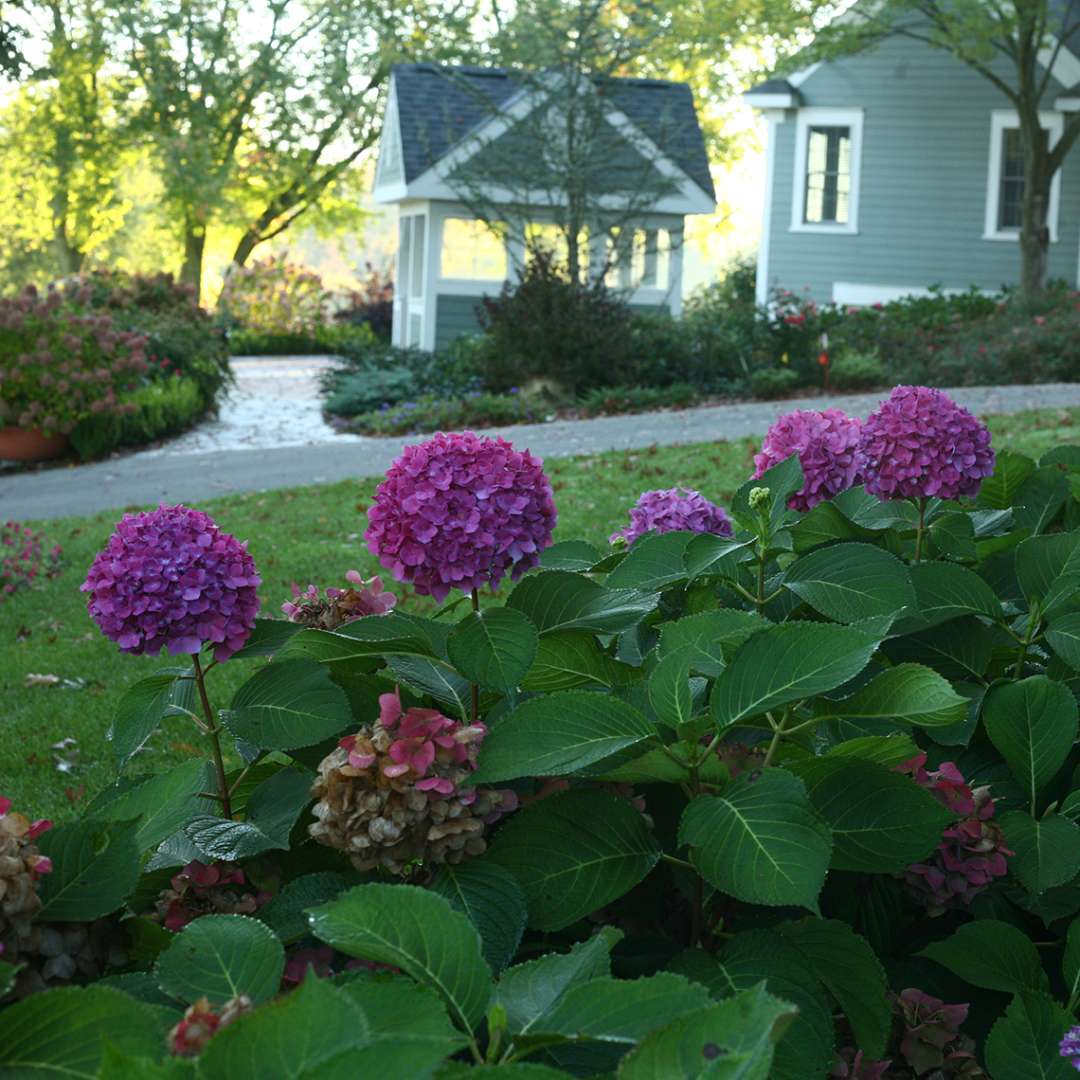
982;109;1064;242
790;107;863;236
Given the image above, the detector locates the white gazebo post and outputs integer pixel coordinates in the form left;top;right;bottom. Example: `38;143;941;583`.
667;225;685;317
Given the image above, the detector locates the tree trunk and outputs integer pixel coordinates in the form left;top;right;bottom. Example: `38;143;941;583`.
1018;120;1052;309
180;226;206;304
230;227;261;270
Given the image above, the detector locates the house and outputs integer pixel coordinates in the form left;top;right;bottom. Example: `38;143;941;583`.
744;17;1080;306
372;63;715;351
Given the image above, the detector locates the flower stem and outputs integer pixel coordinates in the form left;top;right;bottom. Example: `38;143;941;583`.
192;653;232;819
914;497;927;563
761;712;788;768
470;588;480;725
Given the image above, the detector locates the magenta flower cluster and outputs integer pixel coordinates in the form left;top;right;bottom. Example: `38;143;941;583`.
896;753;1011;915
753;407;863;511
81;504;261;661
858;385;995;500
610;487;733;545
1;521;61;599
1061;1025;1080;1071
365;431;557;602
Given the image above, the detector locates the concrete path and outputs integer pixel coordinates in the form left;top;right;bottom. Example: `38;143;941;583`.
4;357;1080;521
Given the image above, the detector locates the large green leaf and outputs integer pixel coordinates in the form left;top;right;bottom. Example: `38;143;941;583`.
1014;467;1070;536
487;790;661;931
526;973;711;1047
429;861;528;974
731;453;803;531
109;669;195;768
683;534;756;581
1065;917;1080;1009
1046;613;1080;671
815;663;969;728
649;650;695;728
657;610;768;678
276;612;438;668
679;769;831;910
309;883;492;1033
35;819;140;922
447;608;539;691
470;691;656;784
224;659;351;751
0;986;166;1079
540;540;603;571
87;760;213;853
711;622;879;728
521;631;635;691
494;931;620;1035
228;617;303;659
1016;532;1080;605
985;991;1075;1080
791;757;951;873
617;986;798;1080
997;811;1080;894
783;543;915;624
882;617;995;681
907;561;1003;626
387;655;472;718
977;449;1036;510
257;872;353;945
154;913;284;1005
985;676;1078;803
507;570;656;635
669;939;834;1080
605;532;694;591
184;766;311;860
919;920;1049;994
197;973;368;1079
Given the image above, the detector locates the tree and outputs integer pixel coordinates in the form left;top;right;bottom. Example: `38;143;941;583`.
805;0;1080;306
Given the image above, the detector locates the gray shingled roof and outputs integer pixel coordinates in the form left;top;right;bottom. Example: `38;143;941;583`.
391;63;715;200
745;77;797;95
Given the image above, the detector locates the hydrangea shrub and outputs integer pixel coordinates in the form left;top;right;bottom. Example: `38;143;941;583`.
8;405;1080;1078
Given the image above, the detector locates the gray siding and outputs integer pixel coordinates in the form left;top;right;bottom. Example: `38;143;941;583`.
763;35;1080;302
435;293;487;350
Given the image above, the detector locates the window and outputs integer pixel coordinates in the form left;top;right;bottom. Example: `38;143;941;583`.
791;108;863;235
604;228;671;290
440;218;507;281
984;111;1063;241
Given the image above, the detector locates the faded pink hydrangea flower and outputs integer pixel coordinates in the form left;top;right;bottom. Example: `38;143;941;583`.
895;753;1011;916
858;385;995;501
753;407;863;511
169;995;252;1057
609;487;733;545
281;570;395;629
81;504;261;660
151;860;271;932
365;431;557;602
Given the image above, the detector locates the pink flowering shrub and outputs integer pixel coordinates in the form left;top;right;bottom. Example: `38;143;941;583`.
858;386;995;501
81;504;261;660
753;407;863;511
1;521;61;599
0;282;149;435
609;487;733;545
365;431;557;601
895;754;1011;915
218;257;329;336
282;570;395;629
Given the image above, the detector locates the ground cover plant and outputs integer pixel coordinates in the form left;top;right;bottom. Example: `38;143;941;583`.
5;396;1080;1075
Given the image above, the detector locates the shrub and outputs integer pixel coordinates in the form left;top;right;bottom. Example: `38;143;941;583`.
334;262;393;340
9;392;1080;1079
477;248;636;395
749;366;803;399
0;520;61;599
346;390;535;435
829;349;887;391
228;321;376;357
578;382;698;417
323;368;419;417
682;255;762;383
218;257;329;337
0;283;148;435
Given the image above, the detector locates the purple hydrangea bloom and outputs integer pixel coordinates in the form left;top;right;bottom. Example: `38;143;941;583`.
1061;1025;1080;1071
365;431;557;602
753;408;863;512
81;504;261;660
858;385;995;501
609;487;733;546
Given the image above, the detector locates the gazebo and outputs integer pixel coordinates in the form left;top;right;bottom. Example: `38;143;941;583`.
372;63;716;351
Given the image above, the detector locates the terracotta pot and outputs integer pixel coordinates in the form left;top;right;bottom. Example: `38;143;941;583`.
0;426;69;461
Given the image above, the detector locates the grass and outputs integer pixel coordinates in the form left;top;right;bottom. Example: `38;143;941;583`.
2;404;1078;820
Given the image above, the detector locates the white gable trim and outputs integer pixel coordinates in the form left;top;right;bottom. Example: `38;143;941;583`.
373;79;407;204
1039;36;1080;90
391;72;714;215
982;108;1063;242
744;91;799;108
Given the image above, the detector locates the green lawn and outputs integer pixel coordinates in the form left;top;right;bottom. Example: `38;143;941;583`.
2;405;1077;820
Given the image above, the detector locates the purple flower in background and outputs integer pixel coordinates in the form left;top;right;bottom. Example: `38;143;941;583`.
1061;1025;1080;1071
610;487;733;546
81;504;261;660
753;407;863;512
365;431;557;602
858;385;995;501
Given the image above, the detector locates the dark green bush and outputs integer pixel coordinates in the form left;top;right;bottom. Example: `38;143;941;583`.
228;322;376;357
347;390;535;435
578;382;698;417
829;349;887;392
323;368;419;417
69;376;206;460
749;366;803;399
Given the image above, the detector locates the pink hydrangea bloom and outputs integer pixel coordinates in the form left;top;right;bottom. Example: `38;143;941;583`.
281;570;395;627
858;385;995;501
610;487;733;545
753;407;863;511
365;432;557;602
81;504;261;660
